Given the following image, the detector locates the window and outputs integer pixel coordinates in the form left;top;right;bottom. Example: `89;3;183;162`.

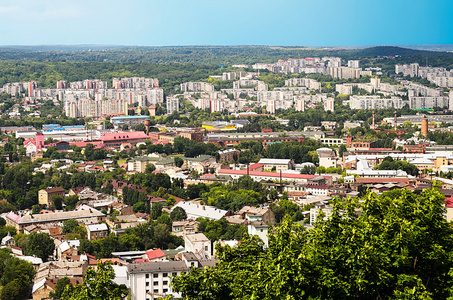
163;289;168;293
172;272;177;277
163;280;168;285
146;274;150;279
153;273;158;278
163;273;168;277
146;282;149;286
153;282;158;286
204;246;208;251
153;289;159;293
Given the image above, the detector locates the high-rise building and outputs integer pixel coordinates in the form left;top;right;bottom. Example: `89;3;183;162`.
324;98;334;112
28;81;38;97
347;60;360;68
167;96;180;114
56;81;67;89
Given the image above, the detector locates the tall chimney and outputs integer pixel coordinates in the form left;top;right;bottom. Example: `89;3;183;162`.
394;111;397;131
372;110;375;129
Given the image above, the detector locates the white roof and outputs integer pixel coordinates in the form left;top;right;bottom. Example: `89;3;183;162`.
68;239;80;248
58;241;71;253
18;255;43;265
172;202;228;220
1;232;13;245
87;223;108;232
32;278;46;294
223;240;239;247
258;158;291;165
11;247;23;256
409;158;434;165
356;160;372;171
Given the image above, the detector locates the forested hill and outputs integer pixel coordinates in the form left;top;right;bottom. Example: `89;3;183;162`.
0;45;452;65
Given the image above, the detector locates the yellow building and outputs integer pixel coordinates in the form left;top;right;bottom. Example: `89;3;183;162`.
202;122;236;131
38;187;65;207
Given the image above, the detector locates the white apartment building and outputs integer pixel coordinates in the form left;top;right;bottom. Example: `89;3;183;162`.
112;77;159;89
349;95;408;110
180;82;214;93
347;60;360;68
285;78;321;90
310;204;333;225
324;98;335;112
409;96;449;110
65;98;128;118
128;261;188;300
166;96;180;114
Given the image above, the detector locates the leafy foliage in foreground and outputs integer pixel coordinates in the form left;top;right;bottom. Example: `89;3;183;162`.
172;189;453;299
61;261;130;300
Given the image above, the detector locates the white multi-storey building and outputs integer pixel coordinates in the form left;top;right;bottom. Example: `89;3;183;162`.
409;96;449;110
180;82;214;93
166;96;180;114
349;95;408;110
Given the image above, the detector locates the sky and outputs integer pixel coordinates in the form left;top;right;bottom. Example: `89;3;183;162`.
0;0;452;46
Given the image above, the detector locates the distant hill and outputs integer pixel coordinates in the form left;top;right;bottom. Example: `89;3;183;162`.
0;45;451;65
350;46;453;57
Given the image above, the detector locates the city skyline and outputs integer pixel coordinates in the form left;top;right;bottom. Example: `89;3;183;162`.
0;0;451;46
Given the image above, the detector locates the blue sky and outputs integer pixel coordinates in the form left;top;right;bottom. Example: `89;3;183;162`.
0;0;451;46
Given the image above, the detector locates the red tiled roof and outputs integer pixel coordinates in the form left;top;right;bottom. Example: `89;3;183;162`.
70;141;103;148
200;173;215;179
445;197;453;208
168;194;185;204
218;169;329;180
356;178;409;184
146;249;166;260
149;196;166;203
249;163;263;171
99;132;150;142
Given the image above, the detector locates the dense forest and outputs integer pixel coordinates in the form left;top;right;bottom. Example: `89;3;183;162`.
1;45;453;65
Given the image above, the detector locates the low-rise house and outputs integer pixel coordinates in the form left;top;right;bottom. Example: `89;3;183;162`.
56;240;80;261
140;249;166;262
1;232;14;247
101;179;147;197
110;222;142;236
86;223;109;241
18;255;43;271
258;158;295;171
32;277;83;300
317;147;337;168
171;220;199;237
247;221;269;248
306;185;330;196
38;187;65;207
218;149;239;163
237;206;275;225
5;207;105;233
185;233;211;259
171;202;229;221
